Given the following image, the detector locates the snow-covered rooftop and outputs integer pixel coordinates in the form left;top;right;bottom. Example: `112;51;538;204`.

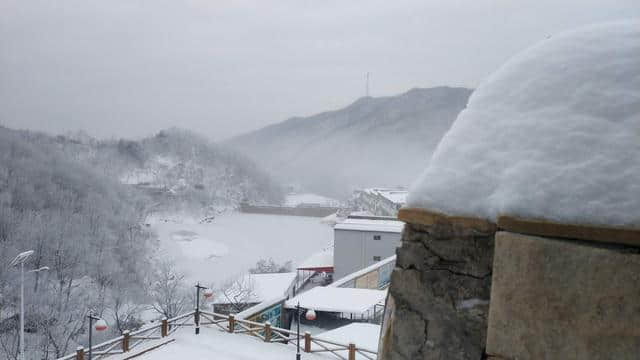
408;21;640;228
297;248;333;270
285;287;387;314
334;218;404;233
215;272;296;304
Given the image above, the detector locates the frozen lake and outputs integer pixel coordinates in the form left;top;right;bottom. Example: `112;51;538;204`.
149;212;334;285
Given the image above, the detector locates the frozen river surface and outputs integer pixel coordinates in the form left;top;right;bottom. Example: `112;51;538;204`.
149;212;333;285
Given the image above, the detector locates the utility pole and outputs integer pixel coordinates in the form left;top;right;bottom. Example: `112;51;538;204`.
366;72;371;97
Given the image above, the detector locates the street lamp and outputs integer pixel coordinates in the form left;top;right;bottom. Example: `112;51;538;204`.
87;312;108;360
194;283;211;335
10;250;48;360
295;303;316;360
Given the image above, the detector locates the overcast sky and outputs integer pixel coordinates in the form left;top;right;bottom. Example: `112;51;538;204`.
1;0;639;140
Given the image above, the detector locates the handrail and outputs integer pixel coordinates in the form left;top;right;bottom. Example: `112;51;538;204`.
58;309;378;360
56;312;194;360
201;310;377;359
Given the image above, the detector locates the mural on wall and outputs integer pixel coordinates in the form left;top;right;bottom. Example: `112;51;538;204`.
248;303;284;328
377;260;394;289
338;259;396;290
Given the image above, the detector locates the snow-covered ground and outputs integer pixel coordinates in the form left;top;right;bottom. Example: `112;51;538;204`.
127;322;379;360
134;326;330;360
315;323;381;355
149;212;333;285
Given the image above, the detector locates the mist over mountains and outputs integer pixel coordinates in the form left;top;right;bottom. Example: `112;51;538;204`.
227;87;472;198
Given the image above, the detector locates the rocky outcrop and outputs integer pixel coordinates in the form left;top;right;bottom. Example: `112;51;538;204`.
379;209;496;360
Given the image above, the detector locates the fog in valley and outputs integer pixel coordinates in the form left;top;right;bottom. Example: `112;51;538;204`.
1;1;639;359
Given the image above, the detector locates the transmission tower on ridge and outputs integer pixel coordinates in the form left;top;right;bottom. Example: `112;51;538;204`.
365;72;371;97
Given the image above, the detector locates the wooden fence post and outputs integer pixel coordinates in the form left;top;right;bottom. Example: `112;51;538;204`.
161;318;168;337
348;343;356;360
304;332;311;352
264;321;271;342
228;314;235;333
75;346;85;360
122;330;130;352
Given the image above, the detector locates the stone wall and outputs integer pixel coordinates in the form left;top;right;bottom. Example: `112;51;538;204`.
378;209;496;360
486;231;640;359
379;208;640;359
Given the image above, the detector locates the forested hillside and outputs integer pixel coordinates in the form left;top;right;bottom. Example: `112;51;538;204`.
0;127;157;359
56;128;284;213
227;87;472;197
0;126;283;359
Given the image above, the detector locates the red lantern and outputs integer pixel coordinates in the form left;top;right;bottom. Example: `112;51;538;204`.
94;319;108;332
305;309;317;321
203;289;214;299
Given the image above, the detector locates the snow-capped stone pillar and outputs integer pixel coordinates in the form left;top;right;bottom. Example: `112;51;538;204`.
378;208;496;360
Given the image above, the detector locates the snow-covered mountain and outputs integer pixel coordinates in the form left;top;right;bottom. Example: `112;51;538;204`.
226;87;472;197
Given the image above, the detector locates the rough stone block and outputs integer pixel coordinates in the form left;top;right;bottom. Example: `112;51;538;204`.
487;231;640;360
379;221;494;360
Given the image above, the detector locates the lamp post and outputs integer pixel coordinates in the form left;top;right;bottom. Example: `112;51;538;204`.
194;283;210;335
295;303;316;360
10;250;48;360
87;312;108;360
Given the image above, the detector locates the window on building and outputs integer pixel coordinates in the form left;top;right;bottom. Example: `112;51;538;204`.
373;256;382;261
373;235;381;240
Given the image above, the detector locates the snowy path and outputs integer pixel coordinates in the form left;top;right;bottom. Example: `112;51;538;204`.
134;325;330;360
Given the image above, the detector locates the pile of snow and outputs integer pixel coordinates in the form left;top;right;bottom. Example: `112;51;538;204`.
408;21;640;228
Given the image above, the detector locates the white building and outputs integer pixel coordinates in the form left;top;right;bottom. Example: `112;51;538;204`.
333;217;404;279
354;188;408;217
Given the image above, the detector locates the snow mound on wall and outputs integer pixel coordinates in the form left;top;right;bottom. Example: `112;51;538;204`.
408;21;640;228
